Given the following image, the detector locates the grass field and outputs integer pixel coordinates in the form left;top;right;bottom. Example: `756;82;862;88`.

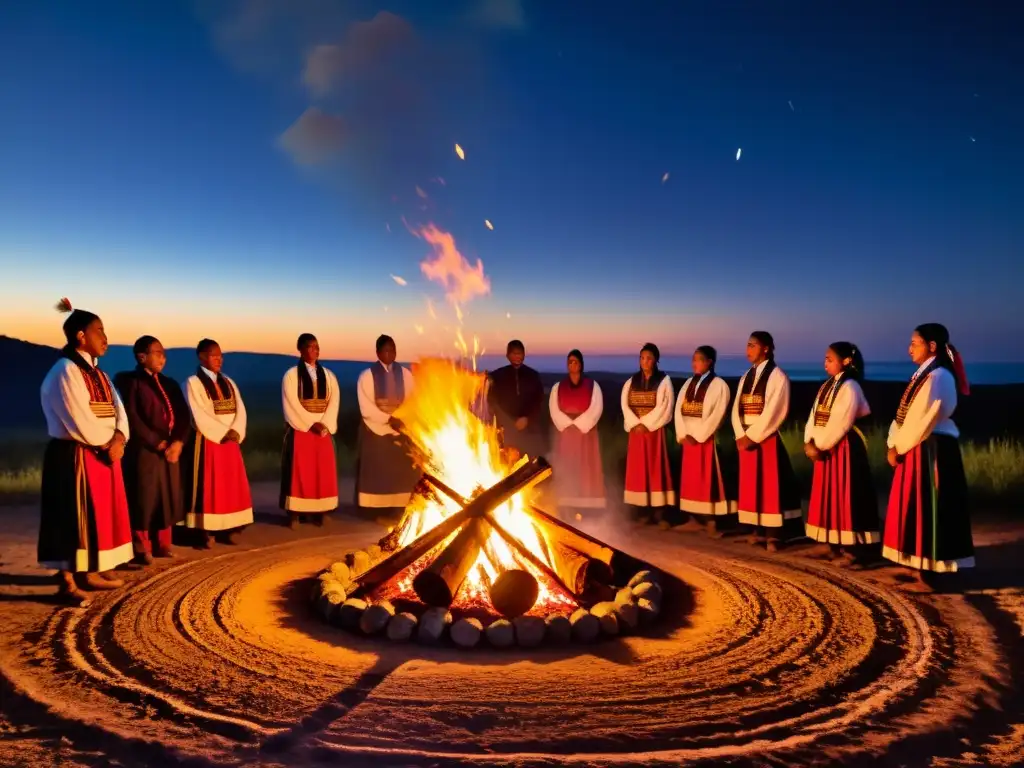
2;412;1022;507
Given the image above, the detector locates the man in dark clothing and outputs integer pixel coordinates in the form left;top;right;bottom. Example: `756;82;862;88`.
114;336;190;564
486;340;546;461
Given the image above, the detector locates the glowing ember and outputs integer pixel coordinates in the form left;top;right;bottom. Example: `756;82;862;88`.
377;359;576;615
454;143;465;160
484;219;494;230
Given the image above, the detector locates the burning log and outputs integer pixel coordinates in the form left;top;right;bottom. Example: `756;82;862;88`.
352;457;552;595
490;569;539;618
412;517;492;607
525;505;643;584
548;541;613;595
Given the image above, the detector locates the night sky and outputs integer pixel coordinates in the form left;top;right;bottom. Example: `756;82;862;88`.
1;1;1021;363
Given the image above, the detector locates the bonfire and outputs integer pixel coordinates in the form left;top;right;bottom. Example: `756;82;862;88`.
312;359;661;648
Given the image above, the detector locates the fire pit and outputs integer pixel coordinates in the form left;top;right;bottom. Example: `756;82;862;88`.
310;360;665;649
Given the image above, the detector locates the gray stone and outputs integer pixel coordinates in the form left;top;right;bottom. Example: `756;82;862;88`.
450;618;483;648
615;587;636;605
615;601;640;631
417;607;451;644
513;615;546;647
595;610;619;636
637;597;660;623
545;615;572;645
350;551;372;576
570;608;600;643
317;589;345;620
386;612;417;641
337;598;367;629
590;601;619;618
329;561;351;584
627;569;659;589
359;601;395;635
632;581;663;606
486;619;515;648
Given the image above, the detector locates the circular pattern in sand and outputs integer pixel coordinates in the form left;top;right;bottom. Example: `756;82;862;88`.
3;528;1021;766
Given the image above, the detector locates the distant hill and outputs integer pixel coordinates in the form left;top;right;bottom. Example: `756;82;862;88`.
0;335;371;430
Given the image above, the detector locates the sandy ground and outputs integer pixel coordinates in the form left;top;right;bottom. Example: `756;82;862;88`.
2;482;1024;768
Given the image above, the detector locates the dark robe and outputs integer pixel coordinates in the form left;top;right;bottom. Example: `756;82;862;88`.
487;363;547;458
113;367;189;532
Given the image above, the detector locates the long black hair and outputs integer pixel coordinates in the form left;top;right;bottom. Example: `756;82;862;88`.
749;331;775;362
915;323;969;395
828;341;865;382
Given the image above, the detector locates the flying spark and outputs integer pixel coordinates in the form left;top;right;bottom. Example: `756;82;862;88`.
415;186;427;199
455;143;465;160
970;136;976;142
426;298;437;319
736;148;742;161
788;100;794;112
390;274;408;286
414;324;424;335
385;222;391;233
484;219;494;230
506;312;511;319
661;172;670;183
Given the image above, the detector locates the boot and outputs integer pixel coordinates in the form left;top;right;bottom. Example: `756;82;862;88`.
57;571;90;606
199;533;213;550
134;552;154;566
79;572;123;590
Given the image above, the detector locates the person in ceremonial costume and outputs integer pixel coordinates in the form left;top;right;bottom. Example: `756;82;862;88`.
182;339;253;546
621;343;676;523
732;331;802;551
548;349;606;509
487;340;546;462
280;333;341;528
674;345;735;537
803;342;880;564
39;299;133;605
883;323;973;580
355;334;420;511
113;336;190;564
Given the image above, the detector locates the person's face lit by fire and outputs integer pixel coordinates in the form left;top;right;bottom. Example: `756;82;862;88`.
908;332;935;367
378;340;397;367
692;350;712;376
139;340;167;374
746;336;769;366
507;346;525;367
567;355;582;382
200;344;224;374
300;339;320;365
77;318;108;359
639;350;656;376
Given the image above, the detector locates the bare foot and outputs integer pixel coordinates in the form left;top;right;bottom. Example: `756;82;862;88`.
706;520;724;539
676;518;704;533
79;573;122;590
766;540;779;553
807;544;833;558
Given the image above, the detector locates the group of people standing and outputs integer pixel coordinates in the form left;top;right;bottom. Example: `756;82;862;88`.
546;326;975;581
36;295;974;605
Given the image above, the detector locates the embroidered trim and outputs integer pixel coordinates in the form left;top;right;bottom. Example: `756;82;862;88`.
628;388;658;418
301;398;328;414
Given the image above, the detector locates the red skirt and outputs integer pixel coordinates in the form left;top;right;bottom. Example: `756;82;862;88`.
806;431;879;545
883;434;974;572
38;440;134;573
737;433;802;528
183;434;253;531
551;425;606;508
280;427;339;513
624;428;675;507
679;438;735;516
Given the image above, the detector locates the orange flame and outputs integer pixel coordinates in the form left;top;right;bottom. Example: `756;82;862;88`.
391;359;576;613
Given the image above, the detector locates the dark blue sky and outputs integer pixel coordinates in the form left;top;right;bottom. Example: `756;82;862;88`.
1;1;1021;361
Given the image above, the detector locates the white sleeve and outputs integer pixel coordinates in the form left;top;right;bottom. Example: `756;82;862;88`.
575;382;604;434
673;378;690;442
282;368;314;432
640;376;674;430
548;383;573;432
324;370;341;435
745;369;790;444
887;419;898;449
691;377;729;444
621;380;639;432
357;369;392;426
228;377;247;443
893;372;955;455
731;375;745;438
803;401;816;445
814;383;858;451
186;376;229;444
50;362;117;447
